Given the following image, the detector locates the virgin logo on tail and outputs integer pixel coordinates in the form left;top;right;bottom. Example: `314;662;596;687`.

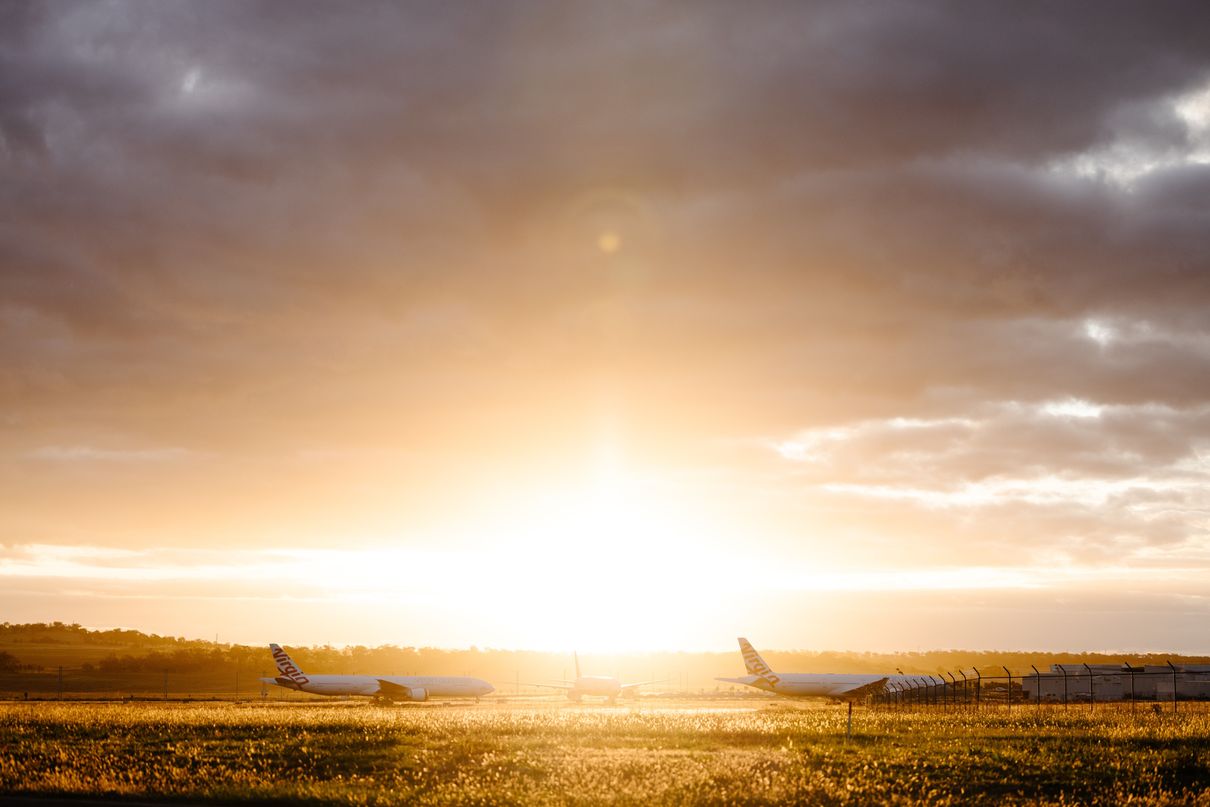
739;638;781;686
270;644;310;686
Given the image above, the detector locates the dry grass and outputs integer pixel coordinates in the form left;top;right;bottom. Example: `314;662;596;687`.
3;699;1210;804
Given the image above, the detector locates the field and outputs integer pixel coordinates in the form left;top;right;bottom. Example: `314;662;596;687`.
3;699;1210;805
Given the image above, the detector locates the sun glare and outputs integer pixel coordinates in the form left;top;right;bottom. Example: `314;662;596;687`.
597;231;621;254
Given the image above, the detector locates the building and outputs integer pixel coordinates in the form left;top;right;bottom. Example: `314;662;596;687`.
1021;664;1210;702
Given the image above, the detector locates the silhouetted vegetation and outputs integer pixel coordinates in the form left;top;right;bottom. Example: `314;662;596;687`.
0;651;19;674
2;629;1210;701
4;623;1209;696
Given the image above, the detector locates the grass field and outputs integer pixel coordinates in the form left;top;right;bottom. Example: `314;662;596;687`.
3;699;1210;805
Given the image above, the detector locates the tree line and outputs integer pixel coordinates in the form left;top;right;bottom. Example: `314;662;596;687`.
3;623;1208;685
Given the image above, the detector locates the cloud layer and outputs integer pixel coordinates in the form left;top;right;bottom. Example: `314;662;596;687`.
2;1;1210;648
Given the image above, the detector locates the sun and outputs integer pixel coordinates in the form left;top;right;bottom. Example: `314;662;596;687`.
597;231;621;254
440;469;734;651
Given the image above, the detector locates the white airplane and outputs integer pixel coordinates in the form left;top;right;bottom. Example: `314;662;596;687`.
260;643;494;702
717;637;909;700
529;652;662;703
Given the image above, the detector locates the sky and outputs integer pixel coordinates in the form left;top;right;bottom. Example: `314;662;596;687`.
2;1;1210;653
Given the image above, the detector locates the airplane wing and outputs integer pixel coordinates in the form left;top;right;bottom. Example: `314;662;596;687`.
376;679;421;699
619;679;666;690
833;677;889;700
261;676;303;690
716;676;767;688
521;681;577;691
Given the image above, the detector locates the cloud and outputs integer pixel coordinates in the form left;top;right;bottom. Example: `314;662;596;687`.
766;401;1210;566
26;445;194;463
1;1;1209;645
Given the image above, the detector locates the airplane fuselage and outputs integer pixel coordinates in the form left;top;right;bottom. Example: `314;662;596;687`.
720;673;915;698
264;674;493;699
568;675;623;699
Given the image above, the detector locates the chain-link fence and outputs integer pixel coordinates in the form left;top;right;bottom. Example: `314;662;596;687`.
0;667;310;701
874;663;1210;712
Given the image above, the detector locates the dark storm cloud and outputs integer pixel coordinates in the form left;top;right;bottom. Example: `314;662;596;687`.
3;1;1208;323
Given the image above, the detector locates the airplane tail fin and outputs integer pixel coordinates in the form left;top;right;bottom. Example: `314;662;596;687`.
738;637;780;686
269;643;310;686
574;651;581;680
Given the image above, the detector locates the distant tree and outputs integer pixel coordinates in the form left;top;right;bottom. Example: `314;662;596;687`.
0;650;19;673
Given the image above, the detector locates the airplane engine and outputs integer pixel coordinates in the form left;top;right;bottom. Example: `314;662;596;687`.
406;687;428;702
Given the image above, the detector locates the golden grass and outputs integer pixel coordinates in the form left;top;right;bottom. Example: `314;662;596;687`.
3;699;1210;804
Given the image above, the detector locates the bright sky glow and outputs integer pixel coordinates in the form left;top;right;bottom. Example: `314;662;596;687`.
1083;319;1115;346
1041;398;1105;419
1052;79;1210;185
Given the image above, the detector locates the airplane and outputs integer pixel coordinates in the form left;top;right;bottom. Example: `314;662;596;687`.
528;652;662;703
716;637;910;700
260;643;494;702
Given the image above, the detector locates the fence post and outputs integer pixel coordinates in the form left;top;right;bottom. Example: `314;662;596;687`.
958;669;968;707
1124;661;1135;714
1058;665;1068;708
974;669;981;710
1002;667;1012;711
1031;665;1041;707
947;673;958;709
1166;660;1178;714
1083;663;1094;711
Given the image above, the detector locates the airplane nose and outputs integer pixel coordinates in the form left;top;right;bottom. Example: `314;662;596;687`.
481;682;495;695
